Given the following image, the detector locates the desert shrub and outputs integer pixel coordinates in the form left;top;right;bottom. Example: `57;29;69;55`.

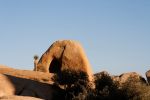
93;72;150;100
52;69;91;100
52;69;88;85
94;72;123;100
120;77;150;100
52;70;150;100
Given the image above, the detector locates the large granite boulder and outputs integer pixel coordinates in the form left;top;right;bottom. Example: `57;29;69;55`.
37;40;93;82
0;73;65;100
0;66;53;84
0;66;65;100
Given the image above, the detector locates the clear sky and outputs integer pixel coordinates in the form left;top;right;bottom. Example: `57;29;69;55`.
0;0;150;77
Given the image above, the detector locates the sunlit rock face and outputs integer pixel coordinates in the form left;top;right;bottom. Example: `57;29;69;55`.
0;73;64;100
0;74;15;97
0;95;43;100
37;40;93;82
0;66;54;84
0;66;65;100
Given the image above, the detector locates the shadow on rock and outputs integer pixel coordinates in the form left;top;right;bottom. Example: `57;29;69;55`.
0;74;65;100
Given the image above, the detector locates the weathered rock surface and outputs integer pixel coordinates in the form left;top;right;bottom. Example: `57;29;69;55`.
112;72;147;85
0;65;11;69
0;96;43;100
0;74;15;97
94;71;147;87
37;40;93;82
0;73;65;100
0;66;65;100
0;66;53;84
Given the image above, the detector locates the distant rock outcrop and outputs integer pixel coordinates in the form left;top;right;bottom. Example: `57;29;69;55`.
94;71;147;87
112;72;147;86
37;40;93;82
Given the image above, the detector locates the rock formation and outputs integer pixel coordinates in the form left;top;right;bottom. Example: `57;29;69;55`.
0;65;11;69
0;66;65;100
0;66;53;84
37;40;93;82
112;72;147;86
0;95;43;100
0;74;15;97
2;40;148;99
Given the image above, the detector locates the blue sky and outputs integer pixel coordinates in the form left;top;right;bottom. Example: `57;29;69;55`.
0;0;150;77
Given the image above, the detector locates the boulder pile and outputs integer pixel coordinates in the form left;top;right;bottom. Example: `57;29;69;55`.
1;40;150;100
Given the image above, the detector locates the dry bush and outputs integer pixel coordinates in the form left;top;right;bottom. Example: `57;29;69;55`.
120;77;150;100
52;69;91;100
93;72;123;100
52;70;150;100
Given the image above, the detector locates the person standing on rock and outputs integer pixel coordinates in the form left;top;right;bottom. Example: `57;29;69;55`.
33;55;39;71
